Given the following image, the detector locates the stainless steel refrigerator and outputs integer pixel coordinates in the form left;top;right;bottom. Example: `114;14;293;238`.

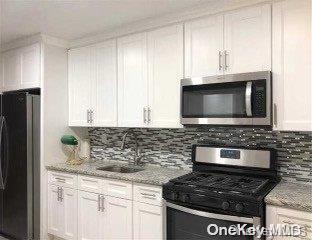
0;90;40;240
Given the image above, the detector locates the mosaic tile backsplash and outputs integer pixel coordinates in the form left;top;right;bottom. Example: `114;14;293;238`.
89;127;312;184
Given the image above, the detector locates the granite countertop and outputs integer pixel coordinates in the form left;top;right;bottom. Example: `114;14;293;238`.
46;160;190;186
265;181;312;212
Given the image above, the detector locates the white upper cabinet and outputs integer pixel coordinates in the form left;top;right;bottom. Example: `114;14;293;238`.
117;33;148;127
224;4;271;74
272;0;312;131
20;43;41;89
68;46;92;127
2;43;41;91
147;24;183;128
184;4;271;78
68;40;117;127
92;40;118;127
185;15;224;77
2;49;21;91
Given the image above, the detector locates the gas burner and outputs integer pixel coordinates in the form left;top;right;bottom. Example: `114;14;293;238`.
171;172;269;196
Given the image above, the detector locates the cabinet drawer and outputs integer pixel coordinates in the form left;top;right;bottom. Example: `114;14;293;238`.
48;171;77;189
104;179;132;200
78;175;104;193
133;183;162;206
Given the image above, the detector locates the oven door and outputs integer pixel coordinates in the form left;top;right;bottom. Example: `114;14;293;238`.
180;71;271;126
166;202;262;240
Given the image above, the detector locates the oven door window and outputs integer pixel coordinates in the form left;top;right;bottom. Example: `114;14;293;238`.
182;82;248;118
167;206;256;240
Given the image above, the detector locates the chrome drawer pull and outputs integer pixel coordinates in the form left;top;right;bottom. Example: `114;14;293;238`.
55;177;65;182
141;192;156;198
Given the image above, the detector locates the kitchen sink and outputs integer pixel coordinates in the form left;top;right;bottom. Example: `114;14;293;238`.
96;165;144;173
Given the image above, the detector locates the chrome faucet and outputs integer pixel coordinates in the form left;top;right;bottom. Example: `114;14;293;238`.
121;130;143;166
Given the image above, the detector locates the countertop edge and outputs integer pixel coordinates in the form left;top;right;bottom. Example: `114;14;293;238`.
264;181;312;213
264;197;312;213
45;164;185;186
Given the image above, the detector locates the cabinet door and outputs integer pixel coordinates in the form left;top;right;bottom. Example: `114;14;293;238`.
224;4;271;74
2;49;21;91
272;0;312;131
104;196;132;240
185;15;224;77
68;47;92;126
78;191;104;240
117;33;148;127
147;25;183;128
62;188;78;240
133;202;164;240
92;40;117;127
47;185;63;238
266;205;312;240
20;43;41;89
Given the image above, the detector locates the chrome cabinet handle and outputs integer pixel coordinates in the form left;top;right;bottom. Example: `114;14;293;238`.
218;51;223;71
224;50;229;71
143;107;147;124
55;177;65;183
90;110;94;124
147;108;151;123
273;104;277;126
59;187;63;202
57;187;60;201
101;195;105;211
97;194;101;211
141;192;156;199
87;110;90;123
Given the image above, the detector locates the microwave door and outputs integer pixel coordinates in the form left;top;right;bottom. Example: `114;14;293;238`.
181;82;253;125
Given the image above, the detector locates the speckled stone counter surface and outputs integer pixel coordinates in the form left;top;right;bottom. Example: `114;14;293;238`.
46;160;190;186
265;181;312;212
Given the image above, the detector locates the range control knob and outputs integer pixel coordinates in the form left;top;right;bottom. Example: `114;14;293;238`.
221;201;230;210
171;192;179;201
181;194;190;203
235;203;244;212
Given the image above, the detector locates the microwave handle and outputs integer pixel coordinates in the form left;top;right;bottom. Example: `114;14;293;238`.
245;82;252;117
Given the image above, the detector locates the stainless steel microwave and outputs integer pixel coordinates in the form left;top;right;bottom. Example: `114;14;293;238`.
180;71;271;126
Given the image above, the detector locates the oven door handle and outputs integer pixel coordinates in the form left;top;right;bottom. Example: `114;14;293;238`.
245;81;253;117
166;202;256;224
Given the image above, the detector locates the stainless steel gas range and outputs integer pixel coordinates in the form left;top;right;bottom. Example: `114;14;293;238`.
163;144;279;240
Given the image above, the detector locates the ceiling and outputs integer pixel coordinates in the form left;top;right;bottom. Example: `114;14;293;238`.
1;0;209;44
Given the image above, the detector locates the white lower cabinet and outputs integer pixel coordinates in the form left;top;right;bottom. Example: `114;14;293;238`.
78;191;104;240
48;185;63;237
266;205;312;240
133;202;164;240
48;184;78;240
104;196;133;239
48;171;164;240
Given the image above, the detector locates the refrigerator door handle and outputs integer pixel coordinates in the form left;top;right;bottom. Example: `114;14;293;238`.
0;117;5;189
2;117;9;189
